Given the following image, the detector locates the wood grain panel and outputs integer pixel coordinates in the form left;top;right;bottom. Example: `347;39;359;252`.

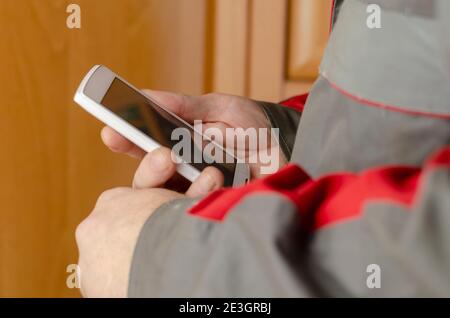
0;0;331;297
0;0;207;297
0;0;72;297
208;0;328;102
287;0;332;80
212;0;249;96
247;0;288;102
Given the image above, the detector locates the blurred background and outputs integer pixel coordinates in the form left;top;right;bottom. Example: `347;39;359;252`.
0;0;331;297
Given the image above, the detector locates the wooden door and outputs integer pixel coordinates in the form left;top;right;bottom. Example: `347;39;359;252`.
0;0;331;297
0;0;208;297
211;0;333;101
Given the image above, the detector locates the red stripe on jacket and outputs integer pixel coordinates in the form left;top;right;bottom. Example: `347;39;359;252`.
188;147;450;231
279;93;308;112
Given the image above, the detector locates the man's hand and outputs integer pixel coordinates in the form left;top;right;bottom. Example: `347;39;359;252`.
76;91;285;297
76;187;180;298
76;148;223;298
101;91;287;179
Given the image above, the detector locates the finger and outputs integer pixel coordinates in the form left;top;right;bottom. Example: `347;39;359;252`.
186;166;224;197
142;89;217;122
101;126;146;159
133;147;177;189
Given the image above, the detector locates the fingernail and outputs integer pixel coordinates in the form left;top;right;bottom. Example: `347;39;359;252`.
196;173;217;193
149;150;169;171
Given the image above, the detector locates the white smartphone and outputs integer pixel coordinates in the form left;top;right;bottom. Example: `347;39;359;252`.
74;65;250;187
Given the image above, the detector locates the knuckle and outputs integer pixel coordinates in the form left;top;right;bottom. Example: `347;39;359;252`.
76;187;130;245
75;218;92;244
97;187;128;202
97;189;115;201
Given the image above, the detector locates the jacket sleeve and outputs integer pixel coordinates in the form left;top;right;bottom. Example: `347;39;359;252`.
257;94;306;160
128;147;450;297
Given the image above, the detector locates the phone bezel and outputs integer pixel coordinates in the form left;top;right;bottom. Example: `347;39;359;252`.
74;65;250;186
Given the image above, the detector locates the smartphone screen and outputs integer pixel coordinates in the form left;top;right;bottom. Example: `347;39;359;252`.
101;78;236;186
